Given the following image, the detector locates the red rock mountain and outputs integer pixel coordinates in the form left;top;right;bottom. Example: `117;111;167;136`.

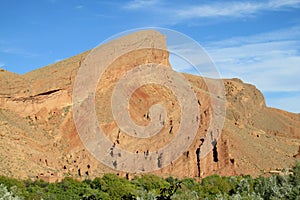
0;30;299;181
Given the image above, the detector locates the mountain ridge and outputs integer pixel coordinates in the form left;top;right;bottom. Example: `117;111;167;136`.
0;30;299;181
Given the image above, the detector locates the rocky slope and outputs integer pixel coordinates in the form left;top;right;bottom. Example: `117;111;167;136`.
0;30;299;181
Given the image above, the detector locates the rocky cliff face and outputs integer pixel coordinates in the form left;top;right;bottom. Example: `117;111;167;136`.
0;30;299;180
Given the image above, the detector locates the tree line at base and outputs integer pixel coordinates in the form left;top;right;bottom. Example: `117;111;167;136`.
0;163;299;200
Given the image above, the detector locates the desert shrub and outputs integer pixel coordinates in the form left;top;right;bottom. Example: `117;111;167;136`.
170;190;199;200
254;173;300;200
235;176;255;196
291;162;300;186
216;192;263;200
0;176;25;198
0;184;23;200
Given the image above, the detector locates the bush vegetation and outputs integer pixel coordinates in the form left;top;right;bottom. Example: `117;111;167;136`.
0;163;299;199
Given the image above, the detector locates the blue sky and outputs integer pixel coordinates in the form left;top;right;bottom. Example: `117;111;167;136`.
0;0;299;113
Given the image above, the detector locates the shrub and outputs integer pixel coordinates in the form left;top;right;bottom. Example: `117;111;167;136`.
0;163;299;199
0;184;23;200
99;174;137;199
200;174;235;197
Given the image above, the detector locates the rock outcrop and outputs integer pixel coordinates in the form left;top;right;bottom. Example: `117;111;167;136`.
0;30;299;180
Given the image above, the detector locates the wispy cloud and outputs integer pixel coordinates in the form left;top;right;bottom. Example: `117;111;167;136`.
207;26;300;47
124;0;161;9
266;92;300;113
75;5;83;9
0;62;5;68
175;0;300;19
54;58;63;63
205;27;300;92
123;0;300;23
0;47;36;57
168;26;300;112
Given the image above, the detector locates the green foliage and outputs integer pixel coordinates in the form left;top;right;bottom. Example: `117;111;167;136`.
200;174;235;198
97;174;137;199
292;162;300;186
132;174;169;192
0;176;25;198
0;176;25;191
0;184;23;200
0;163;299;199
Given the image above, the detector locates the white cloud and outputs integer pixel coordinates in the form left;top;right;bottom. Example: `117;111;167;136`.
0;63;5;68
174;0;300;19
54;58;62;63
207;26;300;47
0;47;36;57
175;2;260;19
164;32;219;76
124;0;161;9
269;0;300;8
219;52;300;92
168;26;300;112
210;30;300;113
267;93;300;113
204;27;300;92
75;5;83;9
123;0;300;24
